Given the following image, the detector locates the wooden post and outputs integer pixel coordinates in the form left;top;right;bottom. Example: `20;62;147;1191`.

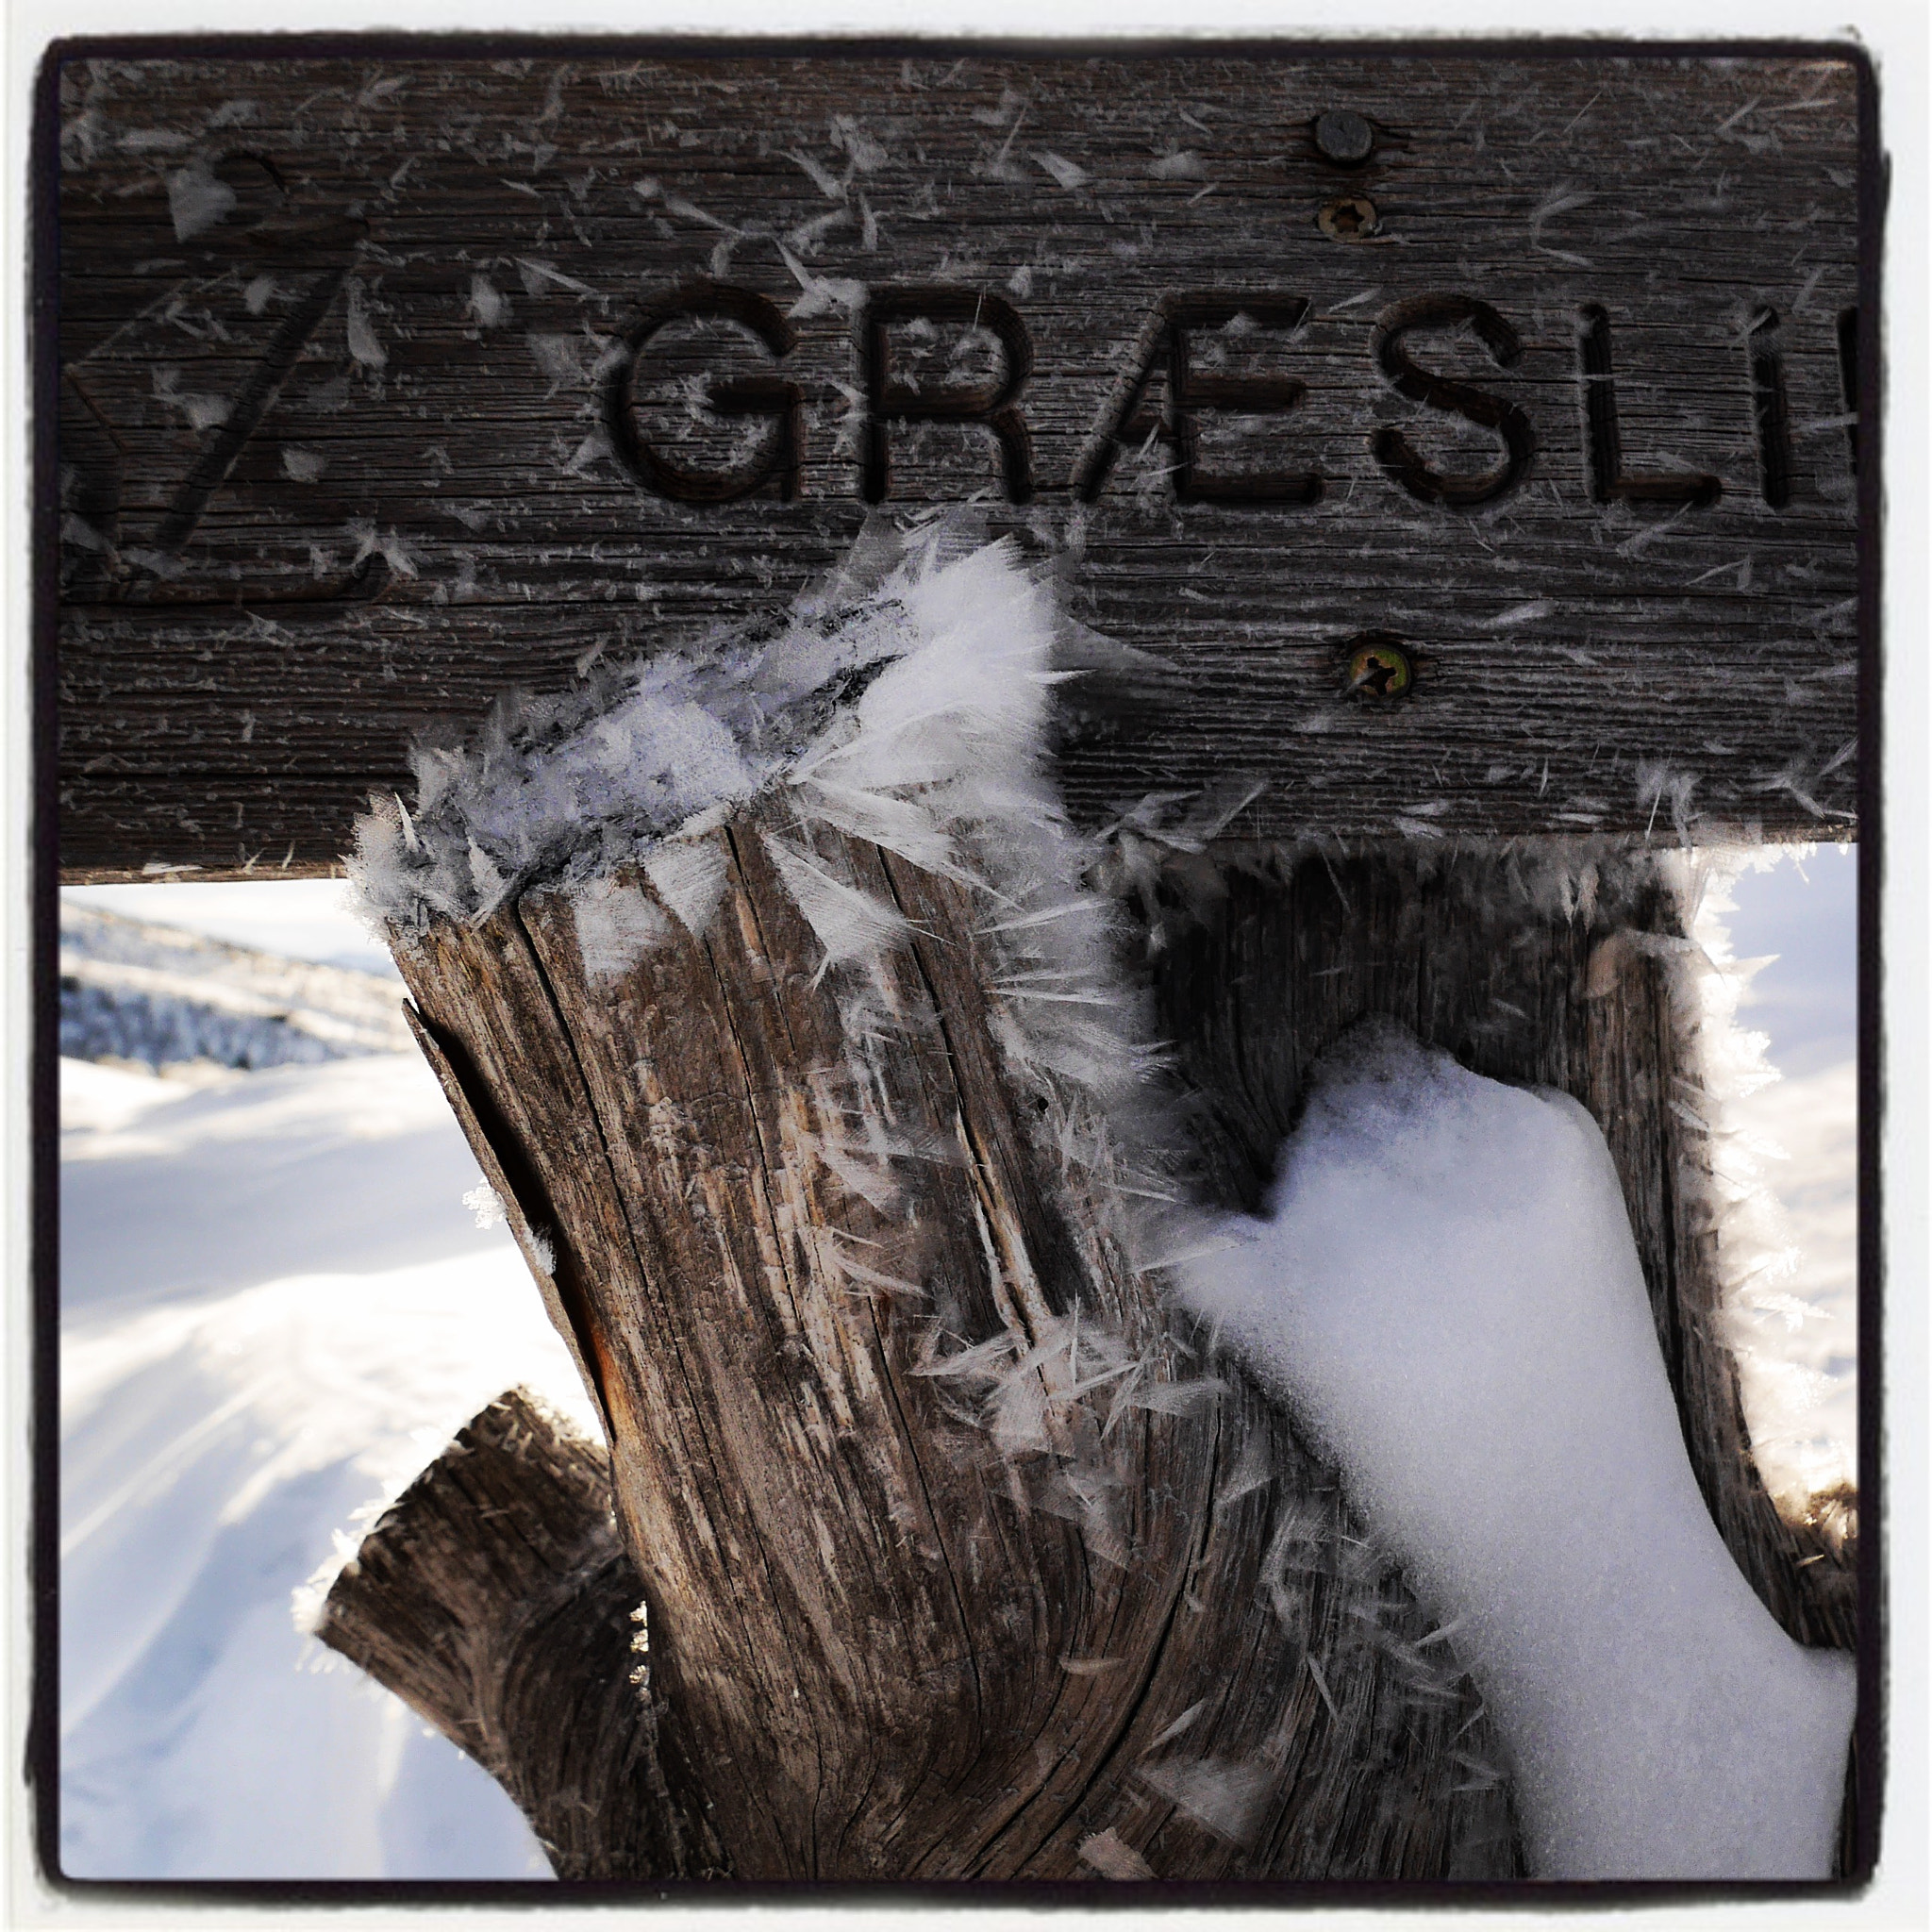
332;829;1851;1880
316;1388;726;1880
380;813;1524;1880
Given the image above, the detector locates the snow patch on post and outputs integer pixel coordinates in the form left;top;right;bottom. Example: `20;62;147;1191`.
1177;1019;1855;1879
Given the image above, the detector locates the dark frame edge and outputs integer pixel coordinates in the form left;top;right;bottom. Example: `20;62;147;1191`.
31;27;1880;65
27;33;67;1897
1849;28;1886;1897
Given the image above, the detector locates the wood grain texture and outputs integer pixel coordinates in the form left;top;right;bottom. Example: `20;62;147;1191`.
388;810;1524;1881
315;1387;728;1880
49;46;1864;878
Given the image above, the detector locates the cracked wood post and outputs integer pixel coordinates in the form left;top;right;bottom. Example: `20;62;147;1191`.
332;831;1857;1883
381;807;1523;1882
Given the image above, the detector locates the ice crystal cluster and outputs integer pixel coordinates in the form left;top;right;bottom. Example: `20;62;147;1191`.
358;520;1035;925
352;511;1173;1152
351;509;1202;1420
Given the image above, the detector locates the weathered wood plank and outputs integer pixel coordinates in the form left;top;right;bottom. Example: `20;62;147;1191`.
49;45;1865;878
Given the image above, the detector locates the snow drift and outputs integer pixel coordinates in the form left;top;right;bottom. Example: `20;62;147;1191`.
60;1046;589;1879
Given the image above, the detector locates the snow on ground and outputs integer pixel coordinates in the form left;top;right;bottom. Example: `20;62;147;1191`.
59;1056;228;1137
61;1054;546;1321
1180;1022;1857;1880
60;979;592;1875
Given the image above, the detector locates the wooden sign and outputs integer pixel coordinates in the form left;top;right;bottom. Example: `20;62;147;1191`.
43;41;1872;878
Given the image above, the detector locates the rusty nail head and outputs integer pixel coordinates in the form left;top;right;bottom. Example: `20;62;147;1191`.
1318;195;1380;242
1313;109;1374;165
1347;636;1414;699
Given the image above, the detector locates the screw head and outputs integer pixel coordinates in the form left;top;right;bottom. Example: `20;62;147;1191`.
1318;194;1380;242
1313;108;1374;166
1346;635;1415;700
